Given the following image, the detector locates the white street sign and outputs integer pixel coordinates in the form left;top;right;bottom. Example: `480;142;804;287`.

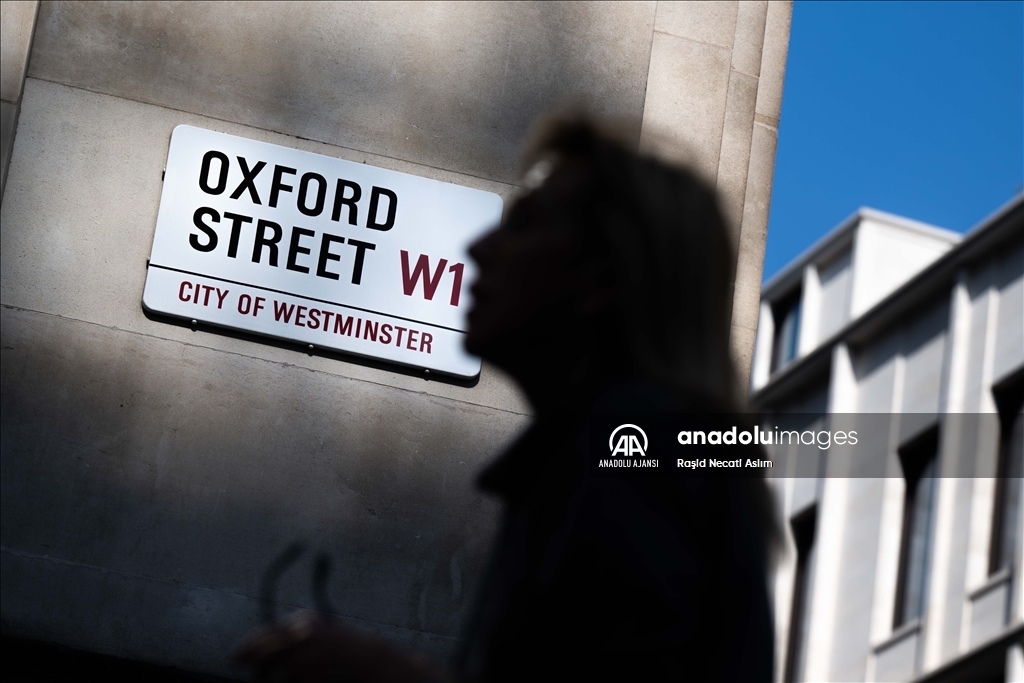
143;125;502;378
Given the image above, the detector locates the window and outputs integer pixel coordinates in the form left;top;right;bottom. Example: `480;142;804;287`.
784;506;817;683
894;426;939;627
771;290;802;374
991;369;1024;574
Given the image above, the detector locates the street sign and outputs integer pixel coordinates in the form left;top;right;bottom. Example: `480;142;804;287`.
143;125;502;378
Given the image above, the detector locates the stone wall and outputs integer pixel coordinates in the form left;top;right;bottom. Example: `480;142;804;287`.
0;2;791;676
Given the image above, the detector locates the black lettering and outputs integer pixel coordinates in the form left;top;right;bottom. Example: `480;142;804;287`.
222;211;253;258
287;227;315;273
332;179;361;224
252;219;283;266
298;172;327;217
229;157;266;203
347;239;376;285
269;165;296;208
199;151;229;195
190;207;220;252
316;233;345;280
367;186;397;231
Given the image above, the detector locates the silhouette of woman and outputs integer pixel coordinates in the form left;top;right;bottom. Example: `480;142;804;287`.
236;119;779;683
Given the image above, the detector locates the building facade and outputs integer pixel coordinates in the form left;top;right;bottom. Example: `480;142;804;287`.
1;1;792;677
752;197;1024;682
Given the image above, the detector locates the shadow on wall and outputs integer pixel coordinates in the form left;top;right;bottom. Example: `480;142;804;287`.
0;304;524;670
28;1;655;185
2;1;661;674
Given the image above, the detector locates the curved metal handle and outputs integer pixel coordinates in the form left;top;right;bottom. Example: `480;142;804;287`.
259;543;337;624
260;542;306;624
312;552;336;616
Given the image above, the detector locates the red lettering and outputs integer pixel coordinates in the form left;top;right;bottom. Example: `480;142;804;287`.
308;308;320;330
179;281;192;302
202;285;215;306
254;297;266;316
380;324;393;345
295;305;307;327
334;314;353;336
355;318;362;338
448;263;464;306
401;250;448;300
274;301;295;323
321;311;334;331
215;288;229;309
238;293;252;314
420;332;432;354
394;326;406;347
363;320;378;341
193;282;201;303
406;330;418;350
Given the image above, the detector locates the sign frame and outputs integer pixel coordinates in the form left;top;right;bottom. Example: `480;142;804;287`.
143;125;503;379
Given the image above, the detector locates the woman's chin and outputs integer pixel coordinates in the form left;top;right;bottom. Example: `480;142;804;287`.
463;328;484;357
463;325;501;360
464;308;490;356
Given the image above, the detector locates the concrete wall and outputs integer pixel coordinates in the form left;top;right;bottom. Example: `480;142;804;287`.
0;1;37;197
761;223;1024;681
0;1;792;676
849;218;960;319
750;210;962;391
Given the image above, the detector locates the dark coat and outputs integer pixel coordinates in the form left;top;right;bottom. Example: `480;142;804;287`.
455;400;776;682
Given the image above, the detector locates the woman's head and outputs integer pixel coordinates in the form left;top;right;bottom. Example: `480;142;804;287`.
466;119;740;412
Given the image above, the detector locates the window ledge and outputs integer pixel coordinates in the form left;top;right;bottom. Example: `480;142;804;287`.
967;566;1012;601
873;618;922;654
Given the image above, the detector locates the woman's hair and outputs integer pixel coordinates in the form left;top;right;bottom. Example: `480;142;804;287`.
526;119;742;412
525;120;785;558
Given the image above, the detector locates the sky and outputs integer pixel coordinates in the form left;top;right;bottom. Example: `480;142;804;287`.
763;0;1024;281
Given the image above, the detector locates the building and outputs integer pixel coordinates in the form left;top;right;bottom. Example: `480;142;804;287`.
752;197;1024;682
1;2;793;678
